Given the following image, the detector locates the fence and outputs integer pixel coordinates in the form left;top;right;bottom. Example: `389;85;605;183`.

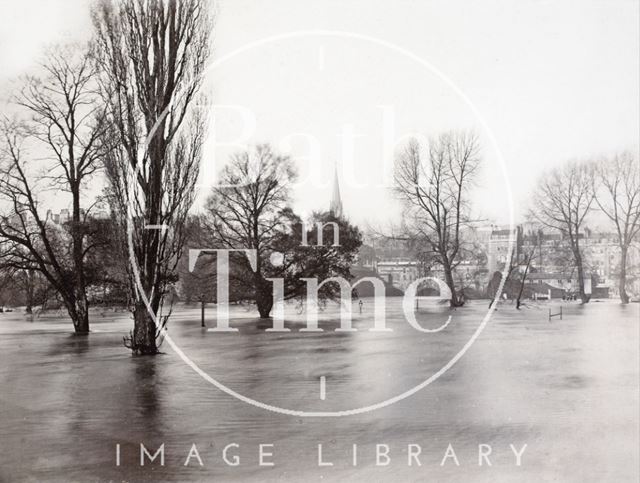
548;306;563;321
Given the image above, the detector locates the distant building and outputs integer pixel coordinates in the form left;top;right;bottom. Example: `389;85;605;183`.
46;209;69;224
581;232;619;279
376;260;420;292
528;272;593;296
521;228;563;270
329;165;343;218
486;225;522;274
6;203;35;227
44;207;110;224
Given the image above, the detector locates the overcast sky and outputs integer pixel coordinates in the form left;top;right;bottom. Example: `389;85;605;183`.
1;0;638;227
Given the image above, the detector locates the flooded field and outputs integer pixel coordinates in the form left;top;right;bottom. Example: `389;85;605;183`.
0;299;638;482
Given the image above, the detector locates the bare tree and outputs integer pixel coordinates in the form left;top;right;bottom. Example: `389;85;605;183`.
530;161;595;303
203;145;297;318
0;46;105;333
515;247;536;309
394;131;481;307
93;0;212;354
197;144;363;318
0;266;48;314
485;238;535;309
594;151;640;303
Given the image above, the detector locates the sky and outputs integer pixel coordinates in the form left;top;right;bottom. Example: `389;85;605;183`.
0;0;638;228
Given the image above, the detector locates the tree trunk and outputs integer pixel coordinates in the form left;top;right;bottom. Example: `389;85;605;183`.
63;296;90;335
256;288;273;319
574;248;590;304
132;301;158;355
25;269;35;314
516;256;532;310
443;262;460;307
70;186;90;334
74;300;90;334
619;246;629;304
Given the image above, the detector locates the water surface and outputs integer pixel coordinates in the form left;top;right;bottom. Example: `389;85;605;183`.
0;299;637;482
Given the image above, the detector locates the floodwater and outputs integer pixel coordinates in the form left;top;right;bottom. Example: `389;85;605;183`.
0;299;638;482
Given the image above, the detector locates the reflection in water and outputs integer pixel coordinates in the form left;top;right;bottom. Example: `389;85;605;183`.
0;300;637;482
132;356;163;436
46;333;91;358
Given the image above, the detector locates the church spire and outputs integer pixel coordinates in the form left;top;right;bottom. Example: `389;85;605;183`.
329;163;343;218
